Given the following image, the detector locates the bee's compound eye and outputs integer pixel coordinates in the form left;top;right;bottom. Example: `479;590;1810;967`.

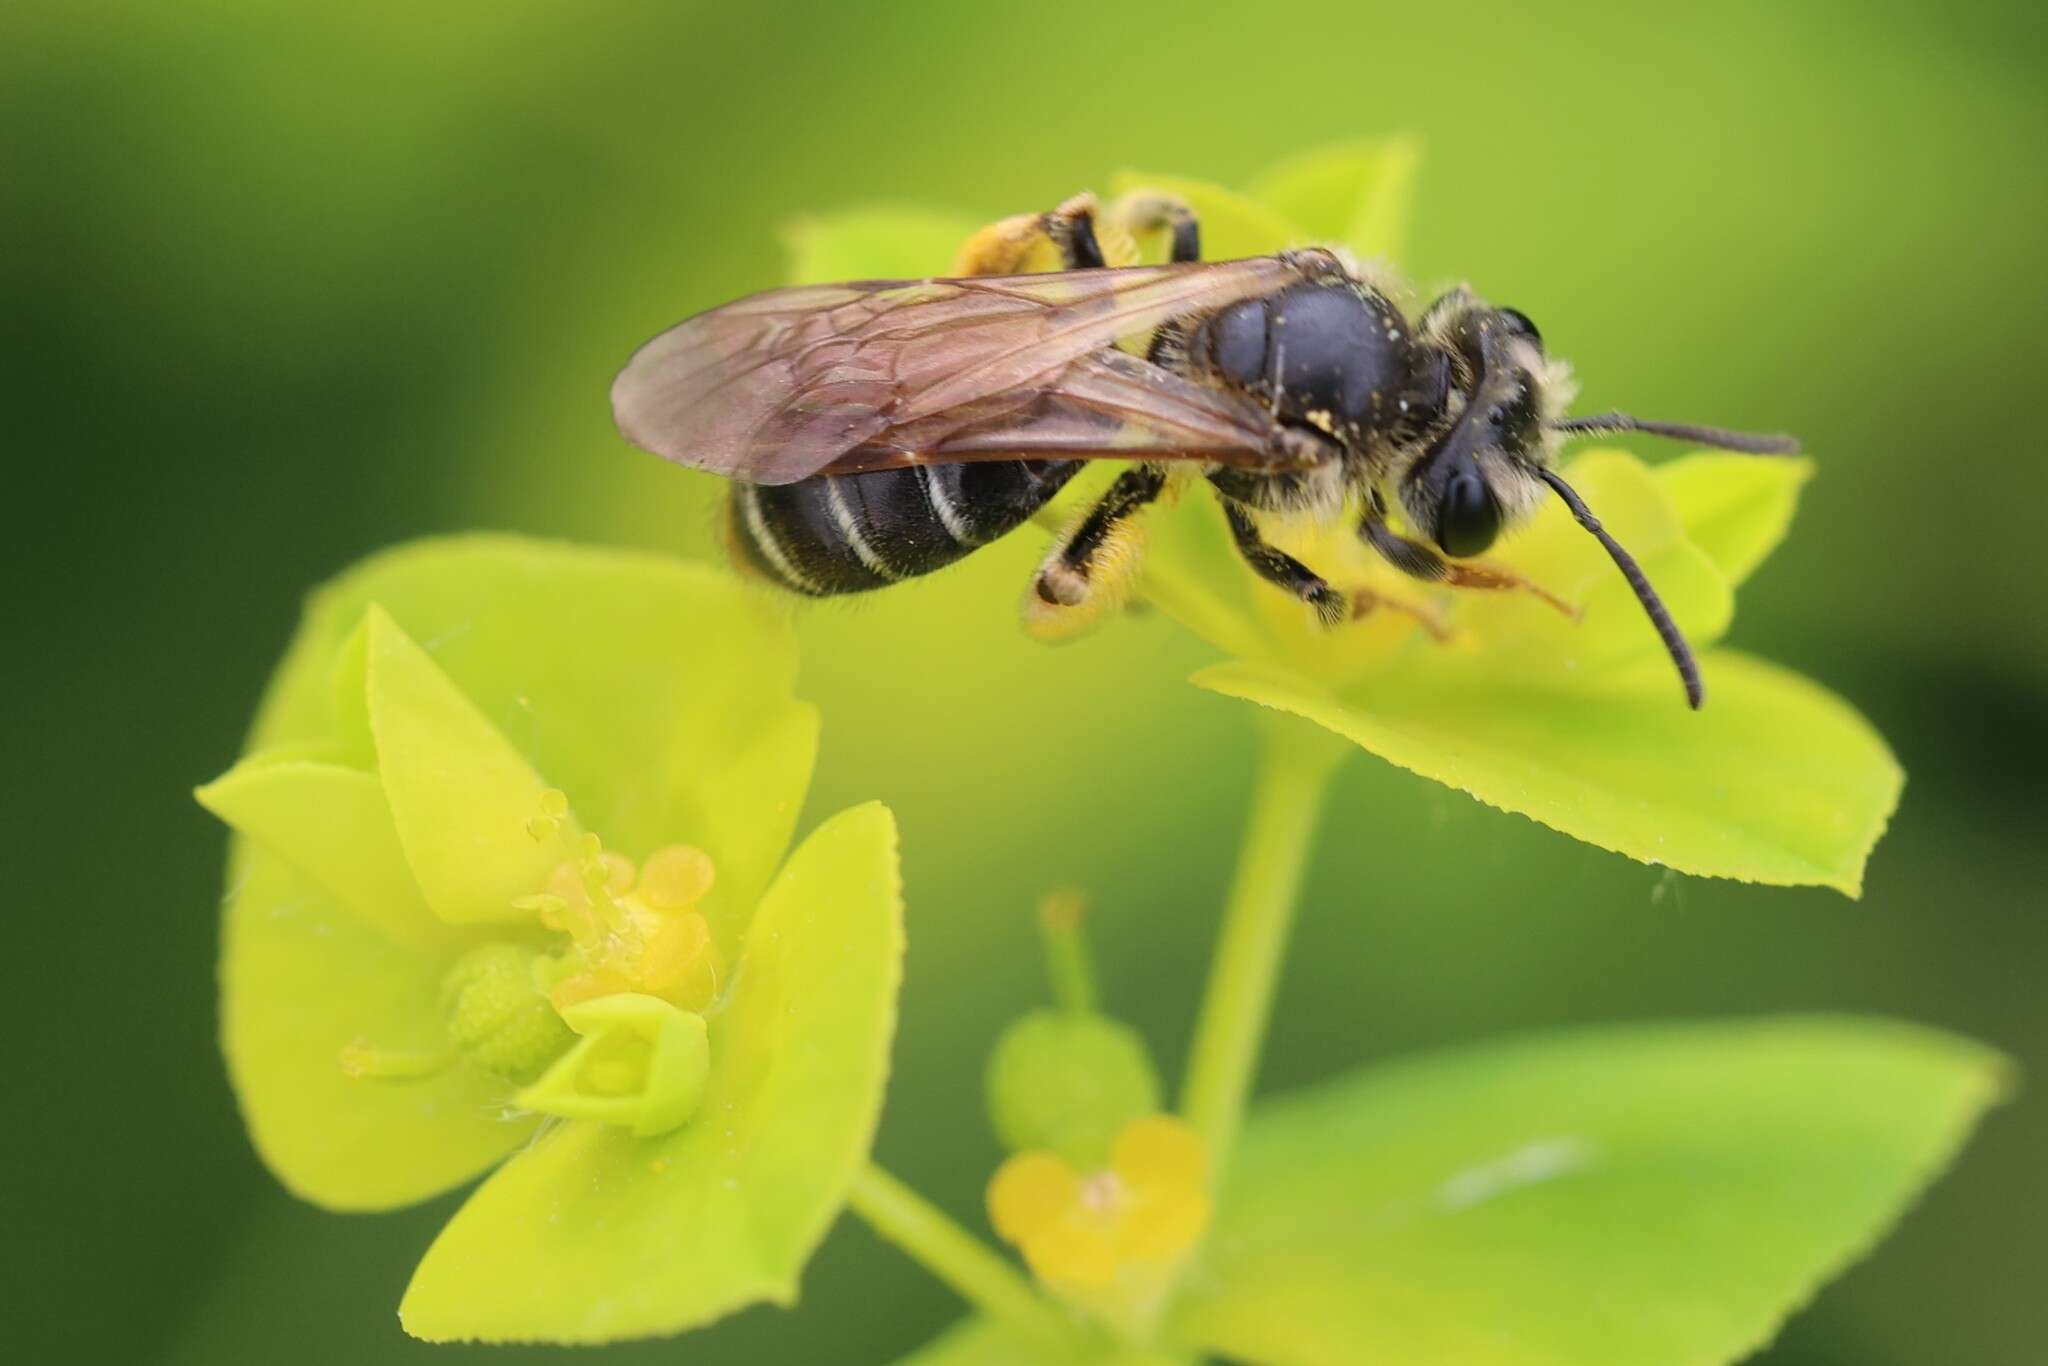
1496;307;1542;348
1435;469;1502;558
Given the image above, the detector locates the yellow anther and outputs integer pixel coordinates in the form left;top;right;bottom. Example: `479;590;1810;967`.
530;832;725;1014
538;788;570;819
638;844;716;910
599;851;636;896
641;913;711;990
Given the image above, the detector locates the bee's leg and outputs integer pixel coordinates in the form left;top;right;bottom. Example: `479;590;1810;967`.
1218;499;1349;627
951;193;1109;275
1032;464;1166;608
1105;191;1202;263
1351;587;1452;641
1358;501;1579;618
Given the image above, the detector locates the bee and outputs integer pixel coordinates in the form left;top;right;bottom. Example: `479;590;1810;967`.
611;194;1796;707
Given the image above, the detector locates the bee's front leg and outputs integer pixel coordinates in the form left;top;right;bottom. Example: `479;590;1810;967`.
1358;498;1578;618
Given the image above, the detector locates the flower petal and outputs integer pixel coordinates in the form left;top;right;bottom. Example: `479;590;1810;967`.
1655;451;1816;587
196;755;455;952
364;605;570;925
1194;649;1902;895
1171;1018;2007;1366
1104;170;1300;260
219;850;537;1210
1025;1218;1120;1290
988;1151;1083;1245
1110;1115;1206;1195
400;802;903;1343
1243;134;1423;261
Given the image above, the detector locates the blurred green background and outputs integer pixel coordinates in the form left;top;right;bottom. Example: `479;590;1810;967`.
6;0;2043;1361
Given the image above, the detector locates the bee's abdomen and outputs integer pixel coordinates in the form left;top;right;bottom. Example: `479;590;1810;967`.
727;460;1081;596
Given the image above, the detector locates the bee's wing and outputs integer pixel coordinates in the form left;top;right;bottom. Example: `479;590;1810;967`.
815;347;1287;475
610;254;1323;486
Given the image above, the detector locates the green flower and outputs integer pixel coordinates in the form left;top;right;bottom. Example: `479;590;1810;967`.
786;141;1895;898
195;536;904;1344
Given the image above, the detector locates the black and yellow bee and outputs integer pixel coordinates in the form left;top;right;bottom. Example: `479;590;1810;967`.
611;193;1795;707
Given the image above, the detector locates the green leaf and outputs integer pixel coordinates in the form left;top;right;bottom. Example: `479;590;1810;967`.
364;605;571;925
1105;170;1300;260
219;851;538;1210
1194;649;1902;895
400;802;904;1343
783;205;983;283
895;1319;1189;1366
195;756;455;953
1171;1017;2007;1366
1244;135;1423;261
1655;452;1816;587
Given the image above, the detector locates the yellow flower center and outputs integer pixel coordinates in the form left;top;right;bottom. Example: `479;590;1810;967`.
517;807;725;1016
337;791;725;1138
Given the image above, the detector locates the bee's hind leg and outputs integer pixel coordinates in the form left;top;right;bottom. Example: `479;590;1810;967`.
1021;464;1166;642
1219;499;1349;627
1032;464;1167;609
952;194;1111;275
952;189;1203;277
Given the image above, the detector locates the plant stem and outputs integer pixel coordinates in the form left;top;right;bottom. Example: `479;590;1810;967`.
1179;719;1344;1184
847;1163;1080;1350
1037;889;1098;1015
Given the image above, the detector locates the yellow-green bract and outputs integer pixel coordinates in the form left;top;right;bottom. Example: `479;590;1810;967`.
196;537;904;1343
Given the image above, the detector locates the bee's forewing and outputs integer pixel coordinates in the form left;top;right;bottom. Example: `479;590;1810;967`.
609;255;1318;485
817;347;1289;476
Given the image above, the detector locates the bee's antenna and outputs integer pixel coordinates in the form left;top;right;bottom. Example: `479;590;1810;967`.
1554;412;1800;455
1537;467;1704;709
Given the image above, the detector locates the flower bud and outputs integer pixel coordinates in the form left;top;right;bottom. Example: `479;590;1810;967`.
986;1010;1161;1166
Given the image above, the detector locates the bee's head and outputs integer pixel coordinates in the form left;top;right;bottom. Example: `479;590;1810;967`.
1390;288;1801;710
1396;290;1573;558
